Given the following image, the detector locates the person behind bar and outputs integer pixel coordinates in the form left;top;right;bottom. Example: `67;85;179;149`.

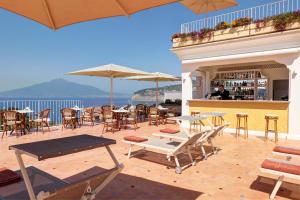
210;85;230;100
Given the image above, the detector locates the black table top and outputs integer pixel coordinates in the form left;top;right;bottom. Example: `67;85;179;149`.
9;135;116;161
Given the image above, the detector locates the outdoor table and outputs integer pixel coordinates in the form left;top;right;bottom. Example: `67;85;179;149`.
16;108;34;134
7;134;122;200
112;109;129;130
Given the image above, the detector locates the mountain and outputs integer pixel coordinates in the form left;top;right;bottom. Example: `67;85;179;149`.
134;84;181;96
0;79;126;98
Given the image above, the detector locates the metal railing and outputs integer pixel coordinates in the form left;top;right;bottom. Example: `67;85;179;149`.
181;0;300;33
0;99;84;125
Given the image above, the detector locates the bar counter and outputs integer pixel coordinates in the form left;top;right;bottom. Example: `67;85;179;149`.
188;99;289;133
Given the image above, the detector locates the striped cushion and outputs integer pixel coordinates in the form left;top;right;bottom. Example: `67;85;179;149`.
274;146;300;156
262;159;300;175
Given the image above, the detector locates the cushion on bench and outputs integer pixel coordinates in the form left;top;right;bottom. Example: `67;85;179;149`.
261;159;300;175
273;146;300;156
160;128;179;134
0;167;21;186
124;136;148;143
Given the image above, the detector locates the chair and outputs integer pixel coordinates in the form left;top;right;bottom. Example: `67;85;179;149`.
125;110;138;131
148;107;160;126
153;125;228;160
102;109;117;134
30;109;51;133
165;108;177;124
60;108;77;130
136;104;146;122
93;106;102;122
80;107;95;126
260;158;300;200
2;111;22;138
123;130;211;174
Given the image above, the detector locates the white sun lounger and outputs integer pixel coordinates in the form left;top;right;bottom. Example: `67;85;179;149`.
152;124;228;159
122;130;211;174
259;158;300;200
272;146;300;160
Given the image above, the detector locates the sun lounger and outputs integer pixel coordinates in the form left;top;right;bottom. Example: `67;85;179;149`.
122;130;211;174
259;158;300;200
152;124;228;159
272;146;300;160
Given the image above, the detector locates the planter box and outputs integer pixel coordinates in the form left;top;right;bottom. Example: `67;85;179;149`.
172;21;300;48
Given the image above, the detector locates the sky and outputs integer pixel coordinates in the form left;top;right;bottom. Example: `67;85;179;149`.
0;0;277;94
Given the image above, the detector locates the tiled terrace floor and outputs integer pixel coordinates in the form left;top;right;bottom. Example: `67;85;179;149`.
1;122;300;200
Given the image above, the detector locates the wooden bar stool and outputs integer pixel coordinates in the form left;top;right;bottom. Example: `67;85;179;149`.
190;111;202;132
265;114;279;143
212;116;224;127
236;113;248;139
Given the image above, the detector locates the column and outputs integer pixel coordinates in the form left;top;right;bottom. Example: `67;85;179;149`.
181;72;193;116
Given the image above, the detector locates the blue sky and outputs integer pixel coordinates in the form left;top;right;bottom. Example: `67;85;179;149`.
0;0;276;94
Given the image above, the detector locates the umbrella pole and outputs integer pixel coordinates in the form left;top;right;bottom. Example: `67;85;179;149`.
156;80;159;107
110;76;113;109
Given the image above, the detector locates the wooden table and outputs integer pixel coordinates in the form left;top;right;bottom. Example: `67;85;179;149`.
112;109;129;130
6;135;122;200
16;109;34;135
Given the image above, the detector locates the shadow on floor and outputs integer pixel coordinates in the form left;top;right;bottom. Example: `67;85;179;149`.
250;176;300;200
65;166;203;200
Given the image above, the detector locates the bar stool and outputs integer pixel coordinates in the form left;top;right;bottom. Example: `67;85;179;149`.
265;114;279;143
212;116;224;127
190;111;203;132
236;113;248;139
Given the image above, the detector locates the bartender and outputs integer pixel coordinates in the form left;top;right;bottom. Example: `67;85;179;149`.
210;85;230;100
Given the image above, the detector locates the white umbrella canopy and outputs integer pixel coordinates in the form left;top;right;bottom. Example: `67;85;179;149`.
126;72;180;106
181;0;238;15
0;0;182;30
66;63;149;107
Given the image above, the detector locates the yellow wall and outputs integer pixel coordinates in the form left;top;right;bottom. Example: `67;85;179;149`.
189;100;289;133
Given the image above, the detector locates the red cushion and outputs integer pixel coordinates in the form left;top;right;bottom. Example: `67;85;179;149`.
261;159;300;175
0;167;21;186
274;146;300;156
160;128;179;134
124;136;148;143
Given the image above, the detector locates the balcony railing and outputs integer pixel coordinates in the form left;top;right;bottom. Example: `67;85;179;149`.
0;99;84;125
181;0;300;33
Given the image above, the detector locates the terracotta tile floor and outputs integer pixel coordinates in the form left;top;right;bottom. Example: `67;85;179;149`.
1;122;300;200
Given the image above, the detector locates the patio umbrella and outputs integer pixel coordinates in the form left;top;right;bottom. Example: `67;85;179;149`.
126;72;180;106
0;0;182;30
66;64;149;107
181;0;238;14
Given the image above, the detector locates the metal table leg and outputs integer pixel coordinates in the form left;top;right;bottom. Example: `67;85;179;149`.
15;151;37;200
105;146;121;168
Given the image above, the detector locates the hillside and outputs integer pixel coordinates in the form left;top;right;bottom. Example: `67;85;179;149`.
134;84;181;96
0;79;123;98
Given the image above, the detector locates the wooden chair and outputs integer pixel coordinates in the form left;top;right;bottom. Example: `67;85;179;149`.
93;106;102;122
165;108;177;124
60;108;77;130
30;109;51;133
148;107;160;126
125;110;138;131
2;111;22;138
80;107;95;126
102;109;117;134
136;104;146;122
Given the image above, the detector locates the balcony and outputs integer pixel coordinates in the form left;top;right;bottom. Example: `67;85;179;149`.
172;0;300;48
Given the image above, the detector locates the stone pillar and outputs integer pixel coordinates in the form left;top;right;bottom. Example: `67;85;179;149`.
181;72;193;116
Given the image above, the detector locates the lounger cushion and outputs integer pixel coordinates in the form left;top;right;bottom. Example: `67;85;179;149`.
274;146;300;156
0;168;21;186
261;159;300;175
124;136;148;143
160;128;180;134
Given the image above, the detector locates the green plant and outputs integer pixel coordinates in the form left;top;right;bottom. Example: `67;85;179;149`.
215;21;230;30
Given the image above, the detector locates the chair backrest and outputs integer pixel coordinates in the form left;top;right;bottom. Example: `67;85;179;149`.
102;105;113;111
102;109;113;120
93;106;102;113
60;108;76;118
3;111;18;122
149;107;158;115
39;109;51;119
83;107;94;116
174;126;225;154
136;104;145;111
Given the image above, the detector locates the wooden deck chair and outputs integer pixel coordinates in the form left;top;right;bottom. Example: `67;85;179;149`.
122;130;211;174
152;124;229;160
37;165;123;200
259;158;300;200
272;146;300;161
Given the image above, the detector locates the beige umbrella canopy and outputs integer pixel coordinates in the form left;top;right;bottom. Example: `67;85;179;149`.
126;72;180;106
0;0;181;30
181;0;238;15
66;63;149;107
